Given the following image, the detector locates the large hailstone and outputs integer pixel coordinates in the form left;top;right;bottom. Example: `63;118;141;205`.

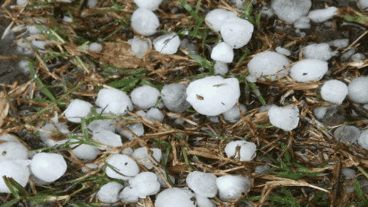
95;88;133;115
348;77;368;104
225;140;257;161
216;175;251;201
211;42;234;63
153;33;181;55
106;154;139;180
155;188;196;207
205;9;237;32
130;85;160;109
268;105;299;131
133;0;162;11
247;51;290;80
290;59;328;82
186;171;218;198
186;76;240;116
30;153;67;183
64;99;92;123
320;80;348;104
131;8;160;36
220;17;254;49
0;160;30;193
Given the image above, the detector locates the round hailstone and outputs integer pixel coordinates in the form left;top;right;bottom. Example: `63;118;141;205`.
268;105;299;131
64;99;93;123
247;51;290;80
155;188;196;207
88;43;103;52
119;186;139;203
186;76;240;116
131;8;160;36
69;139;99;161
161;83;191;113
0;160;30;193
0;142;28;160
210;42;234;63
95;88;133;115
321;80;348;104
220;17;254;49
186;171;218;198
131;85;160;109
223;104;247;123
132;147;162;169
314;107;327;120
224;140;257;161
31;152;67;183
348;76;368;104
133;0;162;11
308;7;338;23
97;182;124;203
128;172;161;198
271;0;312;23
205;9;237;32
153;33;181;54
358;129;368;150
359;0;368;9
216;175;251;201
128;36;151;58
290;59;328;82
106;154;139;180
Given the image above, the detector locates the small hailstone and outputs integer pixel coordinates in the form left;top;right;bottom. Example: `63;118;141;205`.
64;99;92;123
106;154;139;180
313;107;327;120
293;16;311;29
132;147;162;169
161;83;191;113
131;85;160;109
351;53;366;61
146;107;164;122
92;129;123;148
186;171;218;198
290;59;328;82
308;7;338;23
359;0;368;9
128;36;151;58
223;104;247;123
268;105;299;131
0;160;30;193
133;0;162;11
26;25;41;34
271;0;312;23
155;188;196;207
247;51;290;80
81;163;98;173
186;76;240;116
211;42;234;63
39;123;68;147
31;152;67;183
255;165;273;175
117;123;145;141
87;0;98;8
342;168;356;180
303;43;336;61
0;142;28;160
119;186;139;203
334;126;360;144
95;88;133;115
358;129;368;150
348;76;368;103
214;61;228;75
220;17;254;49
122;147;134;155
275;46;291;56
87;119;116;133
18;60;30;74
69;139;99;161
131;8;160;36
225;140;257;161
97;182;124;203
88;43;103;52
129;172;161;198
329;39;349;49
321;80;348;104
195;194;216;207
153;33;181;54
205;9;237;32
216;175;251;201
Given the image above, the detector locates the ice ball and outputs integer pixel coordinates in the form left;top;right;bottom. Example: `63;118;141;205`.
119;186;139;203
116;123;144;141
0;142;28;160
308;7;338;23
131;85;160;109
131;8;160;36
128;172;161;198
223;104;247;123
186;171;218;198
133;0;162;11
0;160;30;193
271;0;311;23
97;182;124;203
321;80;348;104
88;42;102;52
216;175;251;201
153;33;181;54
95;88;133;115
64;99;92;123
146;107;164;122
290;59;328;82
155;187;195;207
106;154;139;180
303;43;336;61
161;83;191;113
195;194;216;207
220;17;254;49
128;36;151;58
211;42;234;63
248;51;290;80
205;9;237;32
225;140;257;161
348;76;368;103
268;105;299;131
31;152;67;183
69;139;99;160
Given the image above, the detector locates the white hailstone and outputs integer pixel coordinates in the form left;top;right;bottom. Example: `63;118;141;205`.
247;51;290;80
205;9;237;32
225;140;257;161
358;129;368;150
131;85;160;109
17;0;28;5
133;0;162;11
106;154;139;180
63;16;73;23
95;88;133;115
0;160;30;193
303;43;336;61
68;139;99;161
131;8;160;36
87;119;116;133
31;152;67;183
122;147;134;155
129;172;161;198
87;0;98;8
214;61;228;75
92;129;123;148
195;194;216;207
329;39;349;49
210;42;234;63
64;99;92;123
186;171;218;198
275;46;291;56
359;0;368;9
313;107;327;120
321;80;348;104
117;123;145;141
97;182;124;203
271;0;312;23
294;16;311;29
216;175;251;201
155;188;196;207
119;186;139;203
26;25;41;35
348;77;368;103
0;134;21;143
39;123;69;147
153;33;181;55
88;43;103;52
223;104;247;123
308;7;338;23
81;163;98;174
351;53;366;61
32;40;47;49
290;59;328;82
161;83;191;113
128;36;151;58
132;147;162;169
220;17;254;49
146;107;164;122
186;76;240;116
268;105;299;131
0;142;28;160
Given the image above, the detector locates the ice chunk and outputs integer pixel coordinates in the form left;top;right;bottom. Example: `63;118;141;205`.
268;105;299;131
97;182;124;203
186;76;240;116
271;0;312;23
308;7;338;23
17;0;28;5
205;9;237;32
132;147;162;169
161;83;191;113
248;51;290;80
214;61;228;75
133;0;162;11
64;99;92;123
303;43;336;61
359;129;368;150
216;175;251;201
290;59;328;82
95;88;133;115
128;36;151;58
221;17;254;49
131;85;160;109
131;8;160;36
155;188;195;207
88;42;102;52
0;160;30;193
348;77;368;103
211;42;234;63
69;139;99;160
146;107;164;122
153;33;180;54
92;129;123;148
321;80;348;104
129;172;161;198
186;171;217;198
81;163;98;173
334;125;360;144
31;152;67;183
223;104;246;123
87;119;116;133
106;154;139;180
225;140;257;161
314;107;327;120
294;16;311;29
